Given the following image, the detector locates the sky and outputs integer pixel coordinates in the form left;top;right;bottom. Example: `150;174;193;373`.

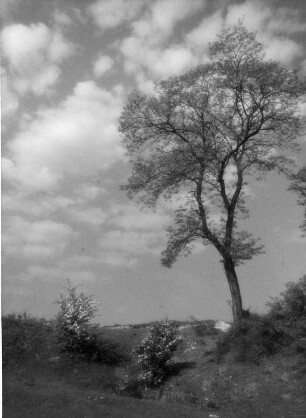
1;0;306;326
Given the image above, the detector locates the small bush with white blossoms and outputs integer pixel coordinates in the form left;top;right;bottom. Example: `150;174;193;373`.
135;320;181;387
56;282;99;359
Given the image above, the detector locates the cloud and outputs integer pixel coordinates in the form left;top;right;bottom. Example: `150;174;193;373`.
70;207;108;226
185;10;224;58
110;203;171;230
263;37;303;65
88;0;145;30
0;0;21;20
52;9;73;27
120;0;205;84
93;55;114;78
26;265;96;283
2;216;76;260
1;66;19;120
132;0;204;42
3;81;126;192
225;1;305;65
1;23;75;95
99;230;163;255
97;203;170;266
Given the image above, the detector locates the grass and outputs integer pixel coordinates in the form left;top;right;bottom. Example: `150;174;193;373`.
2;313;306;417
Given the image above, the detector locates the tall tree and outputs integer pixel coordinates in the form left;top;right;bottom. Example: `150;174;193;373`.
119;25;305;320
289;166;306;235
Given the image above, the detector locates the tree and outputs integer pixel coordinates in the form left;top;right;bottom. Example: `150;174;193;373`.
119;24;305;320
289;166;306;235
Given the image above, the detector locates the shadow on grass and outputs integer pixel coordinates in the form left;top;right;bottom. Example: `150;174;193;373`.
167;361;196;377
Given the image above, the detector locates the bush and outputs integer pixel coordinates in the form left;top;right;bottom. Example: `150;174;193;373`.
215;314;285;363
56;283;100;359
190;317;218;338
2;313;54;366
56;283;126;364
267;275;306;323
135;320;181;387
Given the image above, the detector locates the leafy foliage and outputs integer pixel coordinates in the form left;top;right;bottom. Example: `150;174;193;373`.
267;275;306;346
56;284;126;364
120;23;305;320
2;313;54;367
215;314;285;363
289;167;306;235
135;320;181;387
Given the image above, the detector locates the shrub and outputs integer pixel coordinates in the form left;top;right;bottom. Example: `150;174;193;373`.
2;313;54;366
135;320;181;387
267;275;306;323
190;317;218;338
56;283;99;359
215;314;285;363
56;283;126;364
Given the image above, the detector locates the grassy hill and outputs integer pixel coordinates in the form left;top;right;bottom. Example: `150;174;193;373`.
2;313;306;418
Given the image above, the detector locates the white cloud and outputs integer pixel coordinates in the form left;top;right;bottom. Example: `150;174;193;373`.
1;0;20;19
93;55;114;78
98;203;170;265
132;0;204;42
99;230;163;255
26;265;96;283
52;9;73;27
1;67;19;120
3;81;126;192
225;1;305;66
88;0;145;30
120;0;205;83
263;37;303;65
110;204;171;230
70;207;108;226
2;216;76;260
1;23;75;95
2;191;74;217
186;10;223;52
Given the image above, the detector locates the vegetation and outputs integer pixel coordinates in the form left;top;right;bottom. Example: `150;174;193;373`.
119;24;305;320
2;276;306;417
289;167;306;235
135;320;181;387
55;282;125;364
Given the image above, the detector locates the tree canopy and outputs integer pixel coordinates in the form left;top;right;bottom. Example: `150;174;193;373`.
119;24;305;320
289;166;306;235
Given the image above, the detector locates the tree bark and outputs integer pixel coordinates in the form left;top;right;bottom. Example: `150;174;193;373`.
223;256;244;321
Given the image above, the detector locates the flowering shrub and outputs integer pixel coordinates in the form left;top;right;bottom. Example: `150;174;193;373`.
267;275;306;322
135;320;181;386
56;283;99;358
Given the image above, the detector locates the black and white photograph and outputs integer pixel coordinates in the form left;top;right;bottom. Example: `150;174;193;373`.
2;0;306;416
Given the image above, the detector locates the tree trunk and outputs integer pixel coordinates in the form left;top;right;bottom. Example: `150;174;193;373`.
223;257;244;321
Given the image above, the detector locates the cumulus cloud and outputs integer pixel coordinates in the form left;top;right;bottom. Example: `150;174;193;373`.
185;10;223;56
120;0;204;84
1;22;75;95
93;55;114;78
70;207;108;226
2;81;126;192
1;66;19;120
99;230;163;255
88;0;145;30
1;0;21;20
2;216;76;260
225;1;305;65
26;265;96;283
97;203;170;266
263;37;303;65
